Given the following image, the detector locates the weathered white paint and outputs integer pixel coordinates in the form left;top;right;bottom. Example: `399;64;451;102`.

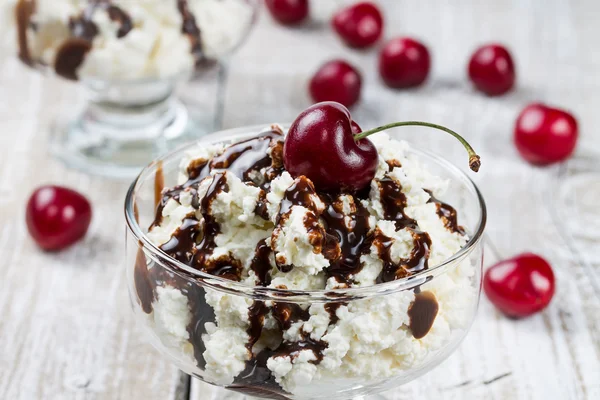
1;0;599;399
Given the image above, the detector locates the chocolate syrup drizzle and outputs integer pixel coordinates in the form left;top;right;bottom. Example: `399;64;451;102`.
425;189;465;234
374;175;433;283
15;0;36;65
58;1;133;80
177;0;203;64
136;130;465;396
16;0;208;79
408;291;439;339
321;195;372;285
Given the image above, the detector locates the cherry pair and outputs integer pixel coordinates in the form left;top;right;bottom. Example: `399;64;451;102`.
265;0;383;48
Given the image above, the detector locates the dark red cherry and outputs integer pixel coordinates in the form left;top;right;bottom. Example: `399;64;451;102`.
484;253;555;318
514;103;578;165
309;60;362;108
265;0;308;25
468;44;515;96
283;102;377;192
283;102;481;192
379;37;431;88
332;2;383;48
26;185;92;251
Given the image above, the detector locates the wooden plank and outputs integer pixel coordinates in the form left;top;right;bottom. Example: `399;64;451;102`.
0;59;185;399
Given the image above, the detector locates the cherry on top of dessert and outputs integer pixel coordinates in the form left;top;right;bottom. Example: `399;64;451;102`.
283;101;481;193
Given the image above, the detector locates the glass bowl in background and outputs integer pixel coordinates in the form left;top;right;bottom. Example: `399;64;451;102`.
124;125;486;400
12;0;259;178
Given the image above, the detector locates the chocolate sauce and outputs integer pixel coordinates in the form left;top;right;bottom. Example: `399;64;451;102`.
134;241;153;314
15;0;36;65
210;132;283;189
154;160;165;210
211;134;276;180
378;176;418;231
324;302;342;325
151;159;210;228
272;302;310;331
275;335;327;365
177;0;203;63
229;350;290;400
68;4;99;41
273;177;322;272
408;291;439;339
386;159;402;170
254;190;270;221
276;177;318;224
375;175;432;283
250;239;273;286
53;1;132;80
53;38;92;81
160;216;201;263
272;302;328;364
186;281;215;369
188;173;232;272
425;189;465;235
375;229;432;283
321;197;372;284
106;5;133;38
187;158;210;180
247;301;268;349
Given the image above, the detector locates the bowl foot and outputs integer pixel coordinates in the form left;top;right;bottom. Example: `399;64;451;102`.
48;95;211;179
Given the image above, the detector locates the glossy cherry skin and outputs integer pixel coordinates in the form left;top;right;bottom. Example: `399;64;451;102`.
26;185;92;251
484;253;555;318
514;103;578;165
332;2;383;48
379;37;430;88
265;0;308;25
309;60;362;108
468;44;515;96
283;102;378;192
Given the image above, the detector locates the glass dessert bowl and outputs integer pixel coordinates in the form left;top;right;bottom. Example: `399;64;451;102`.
12;0;259;178
124;124;486;400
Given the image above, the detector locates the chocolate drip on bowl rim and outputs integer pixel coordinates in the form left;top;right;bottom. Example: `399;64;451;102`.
15;0;36;65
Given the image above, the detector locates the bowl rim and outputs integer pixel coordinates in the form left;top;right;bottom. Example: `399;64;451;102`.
124;124;487;302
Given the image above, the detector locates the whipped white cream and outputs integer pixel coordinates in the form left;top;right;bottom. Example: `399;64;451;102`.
12;0;254;80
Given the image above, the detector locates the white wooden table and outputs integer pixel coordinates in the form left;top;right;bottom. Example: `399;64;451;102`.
1;1;599;399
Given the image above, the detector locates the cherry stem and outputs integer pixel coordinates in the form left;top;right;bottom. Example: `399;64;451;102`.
354;121;481;172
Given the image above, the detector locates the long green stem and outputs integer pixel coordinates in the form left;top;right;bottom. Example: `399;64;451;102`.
354;121;481;172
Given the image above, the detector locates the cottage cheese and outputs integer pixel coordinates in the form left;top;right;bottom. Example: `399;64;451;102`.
141;127;475;394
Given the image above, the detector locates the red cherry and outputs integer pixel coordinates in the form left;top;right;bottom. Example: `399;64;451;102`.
332;2;383;49
484;253;555;318
265;0;308;25
514;103;578;165
283;102;482;192
379;37;431;89
468;44;515;96
26;185;92;251
309;60;362;108
283;102;378;192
